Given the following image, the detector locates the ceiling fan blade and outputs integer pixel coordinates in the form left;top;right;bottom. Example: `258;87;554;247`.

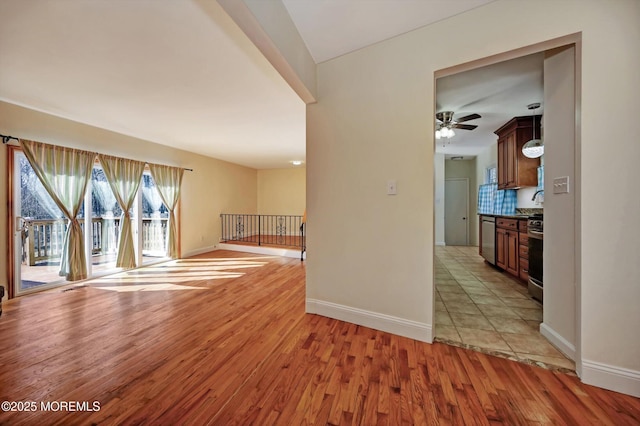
453;124;478;131
455;113;481;123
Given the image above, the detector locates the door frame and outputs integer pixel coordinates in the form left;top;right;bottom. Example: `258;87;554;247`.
7;145;18;299
432;32;582;373
444;177;469;246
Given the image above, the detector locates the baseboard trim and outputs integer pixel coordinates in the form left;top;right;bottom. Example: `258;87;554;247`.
218;243;305;260
182;245;219;258
539;322;576;360
581;360;640;397
436;241;446;246
306;298;432;343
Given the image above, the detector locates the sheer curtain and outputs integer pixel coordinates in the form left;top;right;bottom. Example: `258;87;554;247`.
20;140;95;281
99;155;146;269
148;164;184;258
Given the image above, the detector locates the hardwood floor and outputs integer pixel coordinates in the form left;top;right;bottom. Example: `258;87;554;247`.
0;250;638;425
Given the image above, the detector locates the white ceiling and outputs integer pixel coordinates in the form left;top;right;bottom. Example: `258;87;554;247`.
282;0;495;63
0;0;533;169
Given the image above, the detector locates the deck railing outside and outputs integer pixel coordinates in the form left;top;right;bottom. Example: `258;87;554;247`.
220;214;305;249
23;217;168;265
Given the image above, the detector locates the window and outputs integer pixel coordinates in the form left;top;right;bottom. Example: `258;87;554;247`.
485;167;497;184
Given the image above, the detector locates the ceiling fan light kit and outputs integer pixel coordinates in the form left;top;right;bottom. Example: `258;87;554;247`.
522;102;544;158
435;127;455;139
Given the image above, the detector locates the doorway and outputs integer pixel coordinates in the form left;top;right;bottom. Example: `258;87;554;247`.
444;178;468;246
432;36;581;371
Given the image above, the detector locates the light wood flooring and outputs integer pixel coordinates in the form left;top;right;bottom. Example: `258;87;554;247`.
0;250;638;425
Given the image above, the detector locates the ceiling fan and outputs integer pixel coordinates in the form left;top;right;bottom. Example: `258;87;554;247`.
435;111;481;140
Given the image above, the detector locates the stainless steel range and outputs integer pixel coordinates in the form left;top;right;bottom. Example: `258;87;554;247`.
527;213;543;302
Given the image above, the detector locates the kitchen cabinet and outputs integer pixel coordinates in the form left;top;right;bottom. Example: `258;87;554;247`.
518;219;529;282
495;116;541;189
506;229;519;276
496;227;506;268
496;217;530;282
488;215;533;283
496;218;519;276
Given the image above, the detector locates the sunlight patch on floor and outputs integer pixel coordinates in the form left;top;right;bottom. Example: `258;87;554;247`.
172;257;275;262
87;272;245;285
93;283;207;292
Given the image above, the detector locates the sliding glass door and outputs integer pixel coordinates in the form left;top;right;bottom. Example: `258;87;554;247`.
141;171;169;264
13;149;66;293
10;148;174;296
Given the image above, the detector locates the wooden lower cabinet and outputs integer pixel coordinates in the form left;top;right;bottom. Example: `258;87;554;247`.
496;227;507;270
496;226;519;276
518;222;529;282
506;230;519;276
496;217;529;282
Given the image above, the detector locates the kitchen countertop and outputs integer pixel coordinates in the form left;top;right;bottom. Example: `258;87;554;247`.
478;213;530;219
479;208;542;219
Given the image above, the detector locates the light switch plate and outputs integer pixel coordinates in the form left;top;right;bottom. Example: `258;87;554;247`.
553;176;569;194
387;180;397;195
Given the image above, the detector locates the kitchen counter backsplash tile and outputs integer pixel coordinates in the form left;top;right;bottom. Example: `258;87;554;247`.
477;183;517;215
516;208;543;216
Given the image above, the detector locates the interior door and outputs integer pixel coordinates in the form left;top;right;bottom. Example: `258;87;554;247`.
444;178;469;246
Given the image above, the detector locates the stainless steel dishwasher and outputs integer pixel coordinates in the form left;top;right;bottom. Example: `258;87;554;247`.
481;216;496;265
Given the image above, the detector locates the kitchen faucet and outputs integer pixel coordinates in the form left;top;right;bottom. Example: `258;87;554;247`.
531;189;544;201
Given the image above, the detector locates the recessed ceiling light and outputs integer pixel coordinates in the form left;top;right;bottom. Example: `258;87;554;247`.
290;160;304;166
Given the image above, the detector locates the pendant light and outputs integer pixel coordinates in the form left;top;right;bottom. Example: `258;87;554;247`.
522;103;544;158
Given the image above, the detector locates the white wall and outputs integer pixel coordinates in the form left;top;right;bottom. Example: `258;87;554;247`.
307;44;434;341
434;153;445;246
517;187;540;208
474;144;497;188
445;159;477;246
540;46;577;359
306;0;640;396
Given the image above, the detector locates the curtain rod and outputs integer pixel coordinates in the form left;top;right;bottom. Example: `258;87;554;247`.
1;133;19;144
0;133;194;171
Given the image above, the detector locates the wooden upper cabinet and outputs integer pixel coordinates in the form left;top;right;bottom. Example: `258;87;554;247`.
495;116;541;189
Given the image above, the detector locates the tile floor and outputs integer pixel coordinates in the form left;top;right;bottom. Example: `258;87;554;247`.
434;245;575;372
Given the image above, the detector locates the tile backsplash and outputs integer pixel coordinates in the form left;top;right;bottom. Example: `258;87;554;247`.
516;207;543;215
